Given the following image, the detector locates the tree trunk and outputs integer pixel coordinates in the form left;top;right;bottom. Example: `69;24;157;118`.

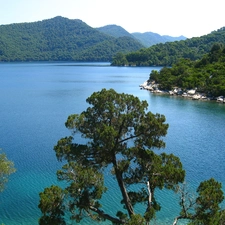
114;166;135;217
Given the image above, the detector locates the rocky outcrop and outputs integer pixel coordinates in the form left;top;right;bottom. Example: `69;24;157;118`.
139;81;224;103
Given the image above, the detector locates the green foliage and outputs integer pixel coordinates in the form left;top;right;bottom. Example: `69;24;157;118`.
39;88;186;224
111;52;128;66
174;178;224;225
148;44;225;96
125;214;146;225
0;150;16;192
0;17;143;62
38;185;66;225
194;178;224;225
184;178;224;225
111;27;225;66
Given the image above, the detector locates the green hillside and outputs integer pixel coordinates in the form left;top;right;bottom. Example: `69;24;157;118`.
148;43;225;97
112;27;225;66
0;16;144;62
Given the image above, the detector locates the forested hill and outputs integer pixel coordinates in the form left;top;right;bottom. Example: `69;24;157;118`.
0;16;144;62
111;27;225;66
148;43;225;97
96;25;186;47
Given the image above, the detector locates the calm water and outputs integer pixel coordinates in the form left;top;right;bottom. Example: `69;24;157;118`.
0;62;225;225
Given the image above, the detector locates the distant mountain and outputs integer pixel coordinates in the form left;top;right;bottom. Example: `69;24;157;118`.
96;25;134;38
96;25;186;47
163;35;186;42
132;32;186;47
112;27;225;66
0;17;144;62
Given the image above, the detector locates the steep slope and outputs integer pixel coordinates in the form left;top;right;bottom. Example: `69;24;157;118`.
132;32;186;47
0;17;144;62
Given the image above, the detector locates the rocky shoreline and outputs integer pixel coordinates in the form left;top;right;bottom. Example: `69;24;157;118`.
139;81;225;103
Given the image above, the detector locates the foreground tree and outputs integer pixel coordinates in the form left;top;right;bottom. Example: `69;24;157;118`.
0;150;16;192
39;88;185;224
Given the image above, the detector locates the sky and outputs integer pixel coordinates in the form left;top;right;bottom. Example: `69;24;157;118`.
0;0;224;38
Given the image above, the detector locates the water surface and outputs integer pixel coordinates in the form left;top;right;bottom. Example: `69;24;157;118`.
0;62;224;224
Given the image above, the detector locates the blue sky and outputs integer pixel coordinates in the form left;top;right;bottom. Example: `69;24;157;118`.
0;0;224;38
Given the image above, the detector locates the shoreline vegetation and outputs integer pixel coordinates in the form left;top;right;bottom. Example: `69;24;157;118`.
138;43;225;104
139;80;225;103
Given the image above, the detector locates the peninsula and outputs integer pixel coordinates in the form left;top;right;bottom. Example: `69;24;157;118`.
140;43;225;103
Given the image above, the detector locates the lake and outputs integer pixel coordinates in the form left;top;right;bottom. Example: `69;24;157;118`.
0;62;225;225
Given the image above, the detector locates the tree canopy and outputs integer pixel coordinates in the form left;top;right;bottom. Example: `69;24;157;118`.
38;88;185;224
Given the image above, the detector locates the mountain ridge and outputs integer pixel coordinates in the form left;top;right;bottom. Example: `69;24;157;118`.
1;16;223;64
131;31;186;47
96;24;187;47
0;16;144;62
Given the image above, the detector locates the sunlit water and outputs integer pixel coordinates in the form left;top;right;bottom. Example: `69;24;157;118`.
0;62;224;224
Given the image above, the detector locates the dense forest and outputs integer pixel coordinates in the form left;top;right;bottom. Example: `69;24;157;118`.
0;16;144;62
111;27;225;66
147;43;225;97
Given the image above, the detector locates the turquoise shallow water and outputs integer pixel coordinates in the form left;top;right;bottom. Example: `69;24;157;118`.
0;62;225;224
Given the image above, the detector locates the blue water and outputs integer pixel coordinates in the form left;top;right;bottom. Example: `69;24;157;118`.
0;62;225;225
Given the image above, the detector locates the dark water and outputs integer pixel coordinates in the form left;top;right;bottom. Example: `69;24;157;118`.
0;62;224;224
